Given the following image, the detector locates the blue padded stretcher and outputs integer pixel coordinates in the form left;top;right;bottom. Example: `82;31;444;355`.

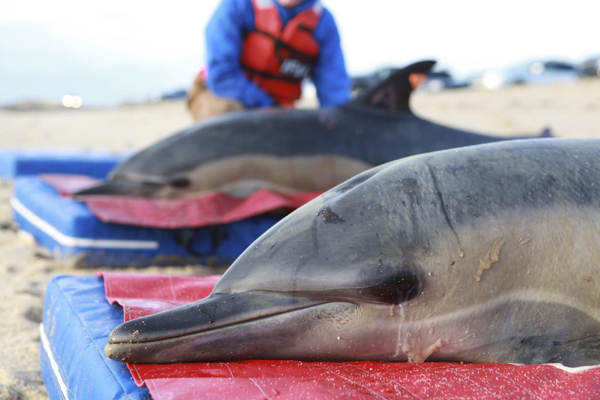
0;149;125;179
12;177;281;267
40;275;150;400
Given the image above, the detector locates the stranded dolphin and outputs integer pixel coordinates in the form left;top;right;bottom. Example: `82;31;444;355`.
106;138;600;367
76;61;548;198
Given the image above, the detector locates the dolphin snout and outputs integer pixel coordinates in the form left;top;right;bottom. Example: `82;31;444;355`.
105;291;353;363
108;291;321;344
74;180;163;197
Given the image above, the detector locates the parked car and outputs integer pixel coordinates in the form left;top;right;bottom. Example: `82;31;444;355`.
421;71;458;92
160;89;188;101
580;57;600;77
470;60;579;90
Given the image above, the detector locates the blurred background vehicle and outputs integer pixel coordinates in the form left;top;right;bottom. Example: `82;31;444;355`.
160;89;188;101
421;71;459;92
580;56;600;77
469;60;579;90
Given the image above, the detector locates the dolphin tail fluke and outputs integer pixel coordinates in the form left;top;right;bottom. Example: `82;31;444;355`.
348;60;436;113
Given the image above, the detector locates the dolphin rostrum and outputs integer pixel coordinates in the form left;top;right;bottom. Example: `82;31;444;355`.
76;61;548;199
106;138;600;367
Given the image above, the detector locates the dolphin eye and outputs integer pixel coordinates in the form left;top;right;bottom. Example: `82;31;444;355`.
395;280;419;302
169;176;191;188
365;270;421;304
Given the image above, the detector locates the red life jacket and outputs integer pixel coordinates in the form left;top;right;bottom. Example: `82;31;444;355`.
240;0;322;107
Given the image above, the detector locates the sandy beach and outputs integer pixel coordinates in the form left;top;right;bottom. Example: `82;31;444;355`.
0;80;599;399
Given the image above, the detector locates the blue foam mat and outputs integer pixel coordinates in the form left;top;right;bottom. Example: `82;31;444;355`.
12;177;282;266
41;275;150;400
0;149;125;179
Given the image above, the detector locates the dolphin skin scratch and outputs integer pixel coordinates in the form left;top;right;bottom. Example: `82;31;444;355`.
106;139;600;367
76;61;547;199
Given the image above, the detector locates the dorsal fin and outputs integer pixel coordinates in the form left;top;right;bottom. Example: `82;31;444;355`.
539;127;553;138
348;60;436;113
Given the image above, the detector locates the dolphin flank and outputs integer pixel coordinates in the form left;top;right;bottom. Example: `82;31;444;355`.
106;138;600;367
76;61;547;199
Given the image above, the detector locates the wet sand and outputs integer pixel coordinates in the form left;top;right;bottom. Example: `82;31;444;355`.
0;79;598;399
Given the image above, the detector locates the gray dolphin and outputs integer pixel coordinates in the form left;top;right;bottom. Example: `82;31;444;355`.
106;138;600;367
76;61;548;199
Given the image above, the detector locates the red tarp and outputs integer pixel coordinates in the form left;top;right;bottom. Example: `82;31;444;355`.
100;272;600;400
41;174;320;229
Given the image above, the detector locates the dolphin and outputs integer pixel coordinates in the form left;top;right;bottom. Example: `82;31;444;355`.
76;61;548;199
106;138;600;367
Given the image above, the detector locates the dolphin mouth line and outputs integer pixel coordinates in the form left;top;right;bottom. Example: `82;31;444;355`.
108;300;356;346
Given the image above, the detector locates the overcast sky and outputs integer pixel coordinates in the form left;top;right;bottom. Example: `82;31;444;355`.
1;0;598;105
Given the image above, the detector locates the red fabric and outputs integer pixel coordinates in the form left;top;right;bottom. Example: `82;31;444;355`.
100;272;600;400
41;174;320;228
240;0;321;106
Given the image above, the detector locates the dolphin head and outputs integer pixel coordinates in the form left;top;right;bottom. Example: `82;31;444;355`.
73;172;192;198
105;159;464;364
105;140;600;366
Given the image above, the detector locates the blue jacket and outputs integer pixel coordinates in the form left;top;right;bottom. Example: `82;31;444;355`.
205;0;351;108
